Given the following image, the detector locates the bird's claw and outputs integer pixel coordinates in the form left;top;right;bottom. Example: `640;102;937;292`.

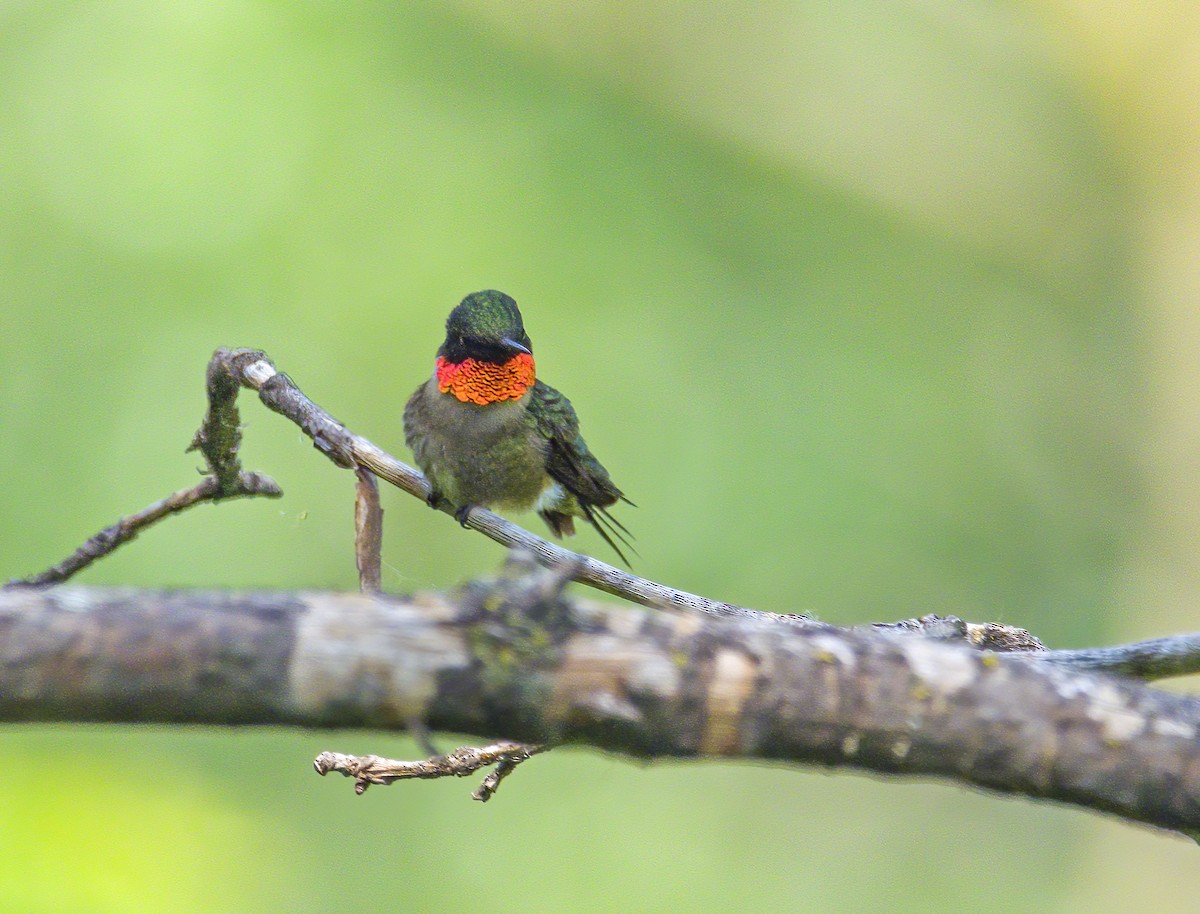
454;505;474;527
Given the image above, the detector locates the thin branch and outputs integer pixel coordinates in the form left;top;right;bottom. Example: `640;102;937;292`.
1041;633;1200;680
205;347;781;621
6;473;281;586
867;617;1200;681
314;743;546;801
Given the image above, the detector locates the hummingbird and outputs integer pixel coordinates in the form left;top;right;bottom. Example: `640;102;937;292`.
403;290;633;564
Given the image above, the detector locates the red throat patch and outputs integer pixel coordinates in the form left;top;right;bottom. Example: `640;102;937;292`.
436;352;536;405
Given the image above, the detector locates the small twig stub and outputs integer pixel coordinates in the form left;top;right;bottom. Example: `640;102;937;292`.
354;468;383;594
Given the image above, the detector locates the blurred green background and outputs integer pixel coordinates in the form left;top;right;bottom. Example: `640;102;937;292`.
2;2;1199;910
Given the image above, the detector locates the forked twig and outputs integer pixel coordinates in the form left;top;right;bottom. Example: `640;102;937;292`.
314;743;546;801
7;474;280;586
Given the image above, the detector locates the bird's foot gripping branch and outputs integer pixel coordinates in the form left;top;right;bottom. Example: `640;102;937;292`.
6;346;1200;827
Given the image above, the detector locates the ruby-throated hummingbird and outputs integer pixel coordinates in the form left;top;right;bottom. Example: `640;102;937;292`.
404;290;633;564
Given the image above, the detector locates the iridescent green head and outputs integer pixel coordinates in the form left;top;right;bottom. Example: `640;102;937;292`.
439;290;533;364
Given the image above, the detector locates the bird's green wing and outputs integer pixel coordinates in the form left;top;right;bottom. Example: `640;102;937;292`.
529;380;623;507
529;380;635;565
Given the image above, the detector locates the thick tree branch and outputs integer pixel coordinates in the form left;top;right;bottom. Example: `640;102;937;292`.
2;569;1200;833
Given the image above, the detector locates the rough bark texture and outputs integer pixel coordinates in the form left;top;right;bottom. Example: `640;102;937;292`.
2;576;1199;832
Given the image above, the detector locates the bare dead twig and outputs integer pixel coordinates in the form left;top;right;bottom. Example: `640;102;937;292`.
6;346;287;587
314;743;547;801
6;473;281;587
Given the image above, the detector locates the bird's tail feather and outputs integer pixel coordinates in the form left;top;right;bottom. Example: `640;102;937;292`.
540;505;637;568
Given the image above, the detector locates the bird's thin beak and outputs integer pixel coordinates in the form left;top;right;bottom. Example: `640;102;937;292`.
502;338;531;355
